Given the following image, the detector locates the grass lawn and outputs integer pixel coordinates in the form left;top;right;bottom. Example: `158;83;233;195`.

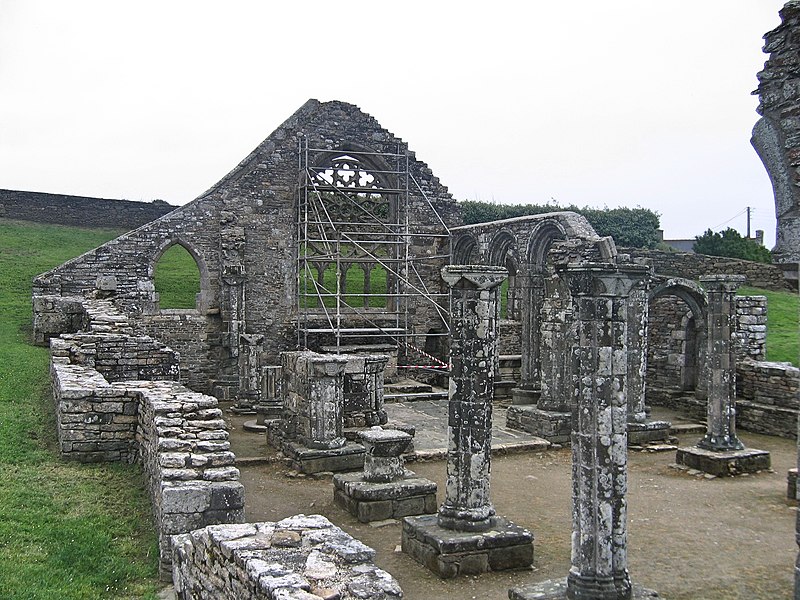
740;285;799;366
0;218;161;599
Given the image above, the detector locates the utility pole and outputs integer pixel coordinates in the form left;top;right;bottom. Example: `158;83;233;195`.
746;206;751;238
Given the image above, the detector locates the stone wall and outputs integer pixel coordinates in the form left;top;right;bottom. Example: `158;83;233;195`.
736;360;800;439
0;189;176;230
624;248;790;291
134;380;244;578
171;515;403;599
735;295;768;361
752;2;800;265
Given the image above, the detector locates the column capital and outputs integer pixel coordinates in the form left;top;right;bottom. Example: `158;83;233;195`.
699;274;746;293
558;262;650;298
441;265;507;290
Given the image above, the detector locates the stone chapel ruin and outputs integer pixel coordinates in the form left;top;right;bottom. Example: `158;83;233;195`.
28;8;800;589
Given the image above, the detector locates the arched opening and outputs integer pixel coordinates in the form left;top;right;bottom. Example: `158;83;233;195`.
154;243;201;310
451;233;479;265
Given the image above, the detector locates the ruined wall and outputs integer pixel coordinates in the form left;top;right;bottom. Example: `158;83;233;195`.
171;516;403;599
752;2;800;265
624;248;789;291
33;100;461;399
0;189;176;229
736;360;800;439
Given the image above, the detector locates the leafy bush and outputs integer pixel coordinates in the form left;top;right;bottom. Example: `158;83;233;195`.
693;228;772;263
460;201;661;248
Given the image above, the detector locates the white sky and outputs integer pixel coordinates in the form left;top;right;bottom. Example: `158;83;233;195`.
0;1;789;247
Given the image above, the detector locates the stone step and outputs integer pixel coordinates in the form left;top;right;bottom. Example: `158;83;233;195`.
384;391;449;403
385;381;433;394
669;422;706;435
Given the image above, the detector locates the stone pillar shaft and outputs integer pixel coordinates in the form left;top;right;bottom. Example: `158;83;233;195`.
698;275;746;452
561;263;648;600
626;284;648;423
438;265;506;532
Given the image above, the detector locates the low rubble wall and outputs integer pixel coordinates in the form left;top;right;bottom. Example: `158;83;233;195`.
736;360;800;439
171;515;403;599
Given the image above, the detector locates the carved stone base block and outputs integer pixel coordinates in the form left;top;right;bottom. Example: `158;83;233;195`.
506;406;571;444
241;419;266;433
628;420;672;445
282;440;365;474
676;445;771;477
401;514;533;578
509;579;661;600
333;471;437;522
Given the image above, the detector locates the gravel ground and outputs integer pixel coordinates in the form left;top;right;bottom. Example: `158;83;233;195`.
235;428;796;600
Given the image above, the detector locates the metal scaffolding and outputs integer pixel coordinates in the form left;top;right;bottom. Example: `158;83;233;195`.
296;138;450;368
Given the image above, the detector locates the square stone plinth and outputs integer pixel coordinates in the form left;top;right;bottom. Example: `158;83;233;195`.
333;471;437;522
628;420;671;445
675;445;771;477
282;440;365;474
402;514;533;578
509;579;661;599
506;406;571;444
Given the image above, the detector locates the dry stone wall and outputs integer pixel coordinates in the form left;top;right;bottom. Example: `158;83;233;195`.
624;248;790;291
171;515;403;599
0;189;176;230
736;360;800;439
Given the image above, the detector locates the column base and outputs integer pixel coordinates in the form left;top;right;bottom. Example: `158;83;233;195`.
675;445;771;477
282;440;365;474
333;471;437;522
511;387;540;406
506;406;571;444
242;419;267;433
627;420;671;445
401;514;533;578
509;579;660;600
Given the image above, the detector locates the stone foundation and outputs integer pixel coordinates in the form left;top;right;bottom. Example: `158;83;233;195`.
334;473;437;522
282;440;365;474
628;420;672;445
401;514;533;579
509;580;661;600
505;405;570;444
675;446;771;477
172;515;403;599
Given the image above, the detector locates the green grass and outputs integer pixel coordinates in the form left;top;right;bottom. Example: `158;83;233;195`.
740;285;799;366
0;218;161;599
300;263;388;309
154;244;200;309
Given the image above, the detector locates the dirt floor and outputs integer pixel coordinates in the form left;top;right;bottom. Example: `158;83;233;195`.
230;415;797;600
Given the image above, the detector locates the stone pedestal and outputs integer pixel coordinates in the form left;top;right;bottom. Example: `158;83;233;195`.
511;260;657;600
334;428;437;522
342;354;390;428
402;265;533;577
276;351;364;473
243;365;283;433
676;275;770;475
509;580;661;600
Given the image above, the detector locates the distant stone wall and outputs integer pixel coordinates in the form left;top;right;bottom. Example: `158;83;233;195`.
624;248;790;291
736;360;800;439
171;516;403;600
735;296;767;361
0;189;176;230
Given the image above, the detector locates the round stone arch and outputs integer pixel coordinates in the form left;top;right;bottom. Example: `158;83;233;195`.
451;232;480;265
149;237;213;312
648;278;709;399
488;229;522;320
526;219;568;273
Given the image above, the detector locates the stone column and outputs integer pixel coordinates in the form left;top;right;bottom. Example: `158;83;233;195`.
243;365;283;433
796;415;800;599
510;262;658;600
626;280;670;445
675;275;770;476
438;265;507;531
512;268;541;405
563;263;647;600
698;275;746;451
402;265;533;578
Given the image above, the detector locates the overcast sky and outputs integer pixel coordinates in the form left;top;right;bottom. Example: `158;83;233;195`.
0;1;789;247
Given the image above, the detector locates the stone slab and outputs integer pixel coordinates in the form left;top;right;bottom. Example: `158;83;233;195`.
505;405;571;444
282;440;365;474
675;445;771;477
628;420;671;445
509;579;661;599
333;471;437;501
402;514;533;578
